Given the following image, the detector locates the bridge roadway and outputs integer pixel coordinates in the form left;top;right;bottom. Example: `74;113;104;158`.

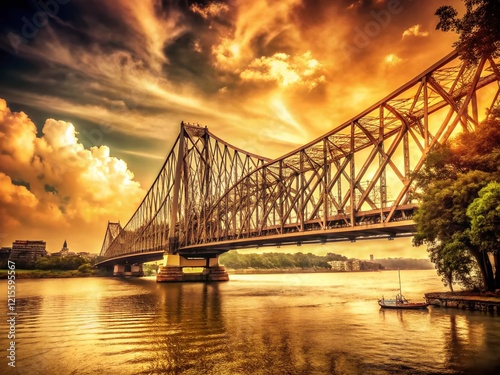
95;218;415;269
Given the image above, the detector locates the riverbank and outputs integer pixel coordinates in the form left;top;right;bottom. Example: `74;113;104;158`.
226;268;381;274
0;269;108;279
425;291;500;314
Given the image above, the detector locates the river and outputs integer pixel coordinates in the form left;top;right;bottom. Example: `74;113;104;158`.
1;270;500;374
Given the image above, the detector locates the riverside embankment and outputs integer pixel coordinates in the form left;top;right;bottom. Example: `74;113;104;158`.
425;291;500;313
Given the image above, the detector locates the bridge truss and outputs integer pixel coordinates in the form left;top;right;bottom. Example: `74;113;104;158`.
100;51;500;261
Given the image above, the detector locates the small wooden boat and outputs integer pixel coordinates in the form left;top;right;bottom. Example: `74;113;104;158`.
378;270;428;309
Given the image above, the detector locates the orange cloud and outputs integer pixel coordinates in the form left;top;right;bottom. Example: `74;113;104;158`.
0;98;144;252
190;2;229;19
0;0;467;258
240;51;326;89
402;24;429;38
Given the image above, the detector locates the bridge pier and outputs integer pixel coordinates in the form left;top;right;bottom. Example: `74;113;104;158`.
156;254;229;282
113;263;144;277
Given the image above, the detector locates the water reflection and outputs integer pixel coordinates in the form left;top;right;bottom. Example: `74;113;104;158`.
131;282;230;374
440;310;500;375
1;272;500;374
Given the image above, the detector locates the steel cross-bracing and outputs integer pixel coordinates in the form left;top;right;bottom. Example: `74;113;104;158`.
100;124;270;260
99;51;500;263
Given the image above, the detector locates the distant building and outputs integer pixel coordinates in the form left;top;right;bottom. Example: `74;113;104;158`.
328;259;363;272
370;254;374;261
60;240;69;256
8;240;48;268
328;260;348;271
350;259;361;271
52;240;75;257
0;247;12;268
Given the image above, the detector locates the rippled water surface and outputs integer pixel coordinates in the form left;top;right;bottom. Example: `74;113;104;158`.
1;270;500;374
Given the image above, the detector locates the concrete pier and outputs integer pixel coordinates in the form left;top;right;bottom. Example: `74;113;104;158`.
113;263;144;277
156;254;229;282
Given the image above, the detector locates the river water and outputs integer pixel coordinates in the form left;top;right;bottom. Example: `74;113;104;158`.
1;270;500;375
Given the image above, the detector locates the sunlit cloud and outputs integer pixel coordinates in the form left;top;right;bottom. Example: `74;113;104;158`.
211;0;302;72
0;99;144;249
240;51;326;89
402;24;429;38
0;0;461;253
384;53;403;66
190;2;230;20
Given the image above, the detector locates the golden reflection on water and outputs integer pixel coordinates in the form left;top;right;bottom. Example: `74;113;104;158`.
1;271;499;374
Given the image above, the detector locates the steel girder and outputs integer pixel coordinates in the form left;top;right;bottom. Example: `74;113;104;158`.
100;123;269;258
100;51;500;259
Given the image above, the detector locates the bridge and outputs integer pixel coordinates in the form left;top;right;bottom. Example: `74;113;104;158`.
97;50;500;281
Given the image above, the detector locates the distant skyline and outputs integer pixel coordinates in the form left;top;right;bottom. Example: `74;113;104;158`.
0;0;462;255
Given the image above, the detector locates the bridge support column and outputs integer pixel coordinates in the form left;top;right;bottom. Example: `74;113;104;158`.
156;254;184;282
202;256;229;282
113;264;125;276
113;263;144;277
156;254;229;282
130;264;144;277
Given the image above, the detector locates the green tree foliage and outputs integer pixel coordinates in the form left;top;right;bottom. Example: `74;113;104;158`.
427;237;482;291
413;109;500;291
219;251;345;270
467;182;500;283
34;255;88;270
77;263;93;274
435;0;500;63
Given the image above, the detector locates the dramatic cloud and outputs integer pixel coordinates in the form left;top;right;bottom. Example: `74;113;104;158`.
240;51;326;89
210;0;303;72
384;53;403;66
190;2;229;20
402;24;430;38
0;98;144;251
0;0;464;254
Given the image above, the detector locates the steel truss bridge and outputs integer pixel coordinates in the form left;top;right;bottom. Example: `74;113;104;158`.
97;51;500;270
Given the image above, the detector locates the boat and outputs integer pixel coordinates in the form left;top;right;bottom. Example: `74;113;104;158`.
378;269;428;309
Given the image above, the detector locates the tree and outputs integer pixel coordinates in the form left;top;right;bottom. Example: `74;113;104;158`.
435;0;500;64
413;106;500;291
413;169;496;290
427;236;482;292
467;182;500;286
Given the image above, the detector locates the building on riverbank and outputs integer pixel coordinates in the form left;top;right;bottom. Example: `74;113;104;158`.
328;259;362;271
51;240;76;257
8;240;48;268
0;247;11;268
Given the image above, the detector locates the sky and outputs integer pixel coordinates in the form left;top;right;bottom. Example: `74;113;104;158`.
0;0;464;257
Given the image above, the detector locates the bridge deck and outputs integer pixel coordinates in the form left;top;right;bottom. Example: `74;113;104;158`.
96;220;415;267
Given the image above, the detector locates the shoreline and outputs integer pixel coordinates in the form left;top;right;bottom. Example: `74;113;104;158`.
226;268;380;274
0;267;434;279
425;291;500;313
225;268;434;274
0;269;109;279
